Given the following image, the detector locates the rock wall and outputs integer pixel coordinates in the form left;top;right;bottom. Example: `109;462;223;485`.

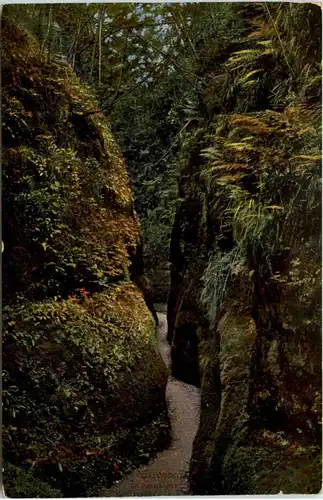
2;18;169;497
189;256;321;494
167;9;322;491
168;150;322;494
167;143;207;387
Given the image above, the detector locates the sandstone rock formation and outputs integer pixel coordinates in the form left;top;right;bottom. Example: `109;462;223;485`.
2;18;169;497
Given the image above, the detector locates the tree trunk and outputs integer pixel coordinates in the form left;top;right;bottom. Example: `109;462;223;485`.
98;8;103;85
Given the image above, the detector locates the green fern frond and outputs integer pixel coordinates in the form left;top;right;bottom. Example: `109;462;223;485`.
293;155;321;161
226;49;263;67
217;173;247;183
211;163;248;172
225;142;255;152
257;40;273;47
238;69;263;85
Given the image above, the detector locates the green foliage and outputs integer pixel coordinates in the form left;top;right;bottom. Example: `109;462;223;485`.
3;283;163;494
2;3;246;300
4;462;62;498
198;4;321;322
4;5;321;303
203;110;320;244
2;18;139;302
2;18;170;496
201;246;244;326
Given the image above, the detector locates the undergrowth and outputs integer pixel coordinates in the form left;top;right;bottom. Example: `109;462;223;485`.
199;3;321;324
3;283;165;495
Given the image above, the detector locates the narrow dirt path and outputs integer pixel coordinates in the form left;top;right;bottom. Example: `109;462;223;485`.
105;312;201;496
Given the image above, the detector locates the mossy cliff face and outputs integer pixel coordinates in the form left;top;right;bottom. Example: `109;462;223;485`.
2;19;169;497
3;284;169;496
169;152;322;494
2;19;139;298
193;257;321;494
167;19;322;494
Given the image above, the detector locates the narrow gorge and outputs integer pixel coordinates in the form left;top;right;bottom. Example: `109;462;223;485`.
103;312;200;497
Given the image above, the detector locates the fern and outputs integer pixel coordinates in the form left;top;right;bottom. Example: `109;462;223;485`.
200;100;321;329
200;246;244;326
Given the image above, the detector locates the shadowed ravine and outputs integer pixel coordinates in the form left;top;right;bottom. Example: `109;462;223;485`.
103;312;201;496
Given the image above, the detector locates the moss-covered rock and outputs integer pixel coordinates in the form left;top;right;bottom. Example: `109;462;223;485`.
2;18;169;497
2;17;139;301
171;149;322;494
167;5;321;493
220;428;322;494
3;285;169;495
